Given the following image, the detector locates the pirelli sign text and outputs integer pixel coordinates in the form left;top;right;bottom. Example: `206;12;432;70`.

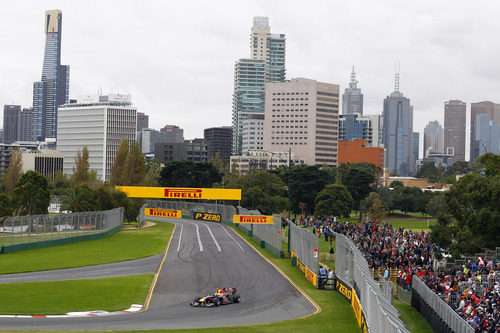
115;186;241;200
232;215;274;224
145;208;182;219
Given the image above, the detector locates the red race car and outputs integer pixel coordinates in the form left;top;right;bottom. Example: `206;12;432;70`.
190;288;241;307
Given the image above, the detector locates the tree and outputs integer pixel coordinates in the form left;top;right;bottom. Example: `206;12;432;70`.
48;170;71;196
442;173;500;256
284;165;328;215
240;170;288;215
416;162;443;183
110;139;129;186
361;192;388;222
4;147;23;195
72;146;90;184
143;160;162;186
338;163;376;210
426;193;448;218
13;171;50;215
61;185;97;212
122;141;146;185
159;161;222;188
477;152;500;177
0;192;12;217
211;152;225;173
314;184;353;217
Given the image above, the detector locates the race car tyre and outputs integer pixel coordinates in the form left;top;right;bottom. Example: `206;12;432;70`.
234;295;240;303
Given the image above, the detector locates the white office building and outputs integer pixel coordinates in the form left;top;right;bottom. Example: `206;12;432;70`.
57;94;136;181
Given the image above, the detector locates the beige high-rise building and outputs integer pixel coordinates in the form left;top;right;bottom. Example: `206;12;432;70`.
470;101;500;162
263;78;339;166
444;100;466;162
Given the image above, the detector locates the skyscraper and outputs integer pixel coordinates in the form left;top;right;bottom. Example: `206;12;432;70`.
413;131;420;163
160;124;184;143
470;101;500;162
136;112;149;131
444;100;466;162
33;9;70;142
3;105;21;144
232;17;286;155
423;120;444;157
382;73;414;176
18;108;34;142
263;78;339;166
57;94;136;181
204;126;233;165
342;66;363;115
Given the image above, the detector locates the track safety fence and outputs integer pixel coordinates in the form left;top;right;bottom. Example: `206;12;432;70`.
335;232;409;333
1;208;124;253
412;276;473;333
289;221;319;286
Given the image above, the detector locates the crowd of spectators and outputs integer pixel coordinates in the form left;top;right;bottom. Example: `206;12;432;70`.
297;216;500;332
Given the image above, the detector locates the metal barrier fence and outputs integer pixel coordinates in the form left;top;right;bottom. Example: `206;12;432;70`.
412;277;473;333
290;221;318;272
335;232;409;333
252;214;281;257
1;208;124;250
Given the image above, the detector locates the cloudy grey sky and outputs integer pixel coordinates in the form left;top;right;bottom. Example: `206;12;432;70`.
1;0;499;157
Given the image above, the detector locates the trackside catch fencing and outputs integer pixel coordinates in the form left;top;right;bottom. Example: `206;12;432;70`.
412;277;473;333
335;232;409;333
289;221;319;286
1;208;124;253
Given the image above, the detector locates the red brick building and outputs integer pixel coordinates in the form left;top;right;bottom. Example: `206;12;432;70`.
338;139;385;169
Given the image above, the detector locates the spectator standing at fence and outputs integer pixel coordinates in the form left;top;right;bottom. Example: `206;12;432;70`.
329;247;334;261
318;266;327;289
328;268;333;287
384;267;389;281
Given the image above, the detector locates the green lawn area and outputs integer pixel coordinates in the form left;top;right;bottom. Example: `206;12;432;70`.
0;274;154;315
393;299;433;333
386;219;436;232
0;222;174;274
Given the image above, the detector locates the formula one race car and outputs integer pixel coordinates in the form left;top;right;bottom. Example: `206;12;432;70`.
190;288;240;307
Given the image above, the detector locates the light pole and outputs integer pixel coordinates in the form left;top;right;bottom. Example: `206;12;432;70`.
259;148;292;254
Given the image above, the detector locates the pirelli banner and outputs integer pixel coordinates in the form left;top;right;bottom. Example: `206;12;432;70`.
232;215;274;224
291;251;318;287
145;208;182;219
115;186;241;200
335;275;368;333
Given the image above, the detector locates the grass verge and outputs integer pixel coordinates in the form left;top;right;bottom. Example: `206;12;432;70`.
0;222;174;274
393;299;433;333
0;274;154;315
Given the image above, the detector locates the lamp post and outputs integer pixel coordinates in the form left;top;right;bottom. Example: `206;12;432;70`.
260;148;292;254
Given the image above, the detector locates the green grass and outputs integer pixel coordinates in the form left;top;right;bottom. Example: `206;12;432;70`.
393;299;433;333
385;219;436;232
0;274;154;315
0;222;174;274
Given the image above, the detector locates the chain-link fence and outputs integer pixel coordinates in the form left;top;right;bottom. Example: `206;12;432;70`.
335;232;409;333
1;208;124;252
252;214;281;257
290;221;318;272
412;277;473;333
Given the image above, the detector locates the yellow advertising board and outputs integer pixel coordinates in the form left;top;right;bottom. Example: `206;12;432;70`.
115;186;241;200
232;215;274;224
291;251;318;287
144;208;182;219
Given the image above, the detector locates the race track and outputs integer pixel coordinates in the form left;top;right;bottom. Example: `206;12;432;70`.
0;218;318;330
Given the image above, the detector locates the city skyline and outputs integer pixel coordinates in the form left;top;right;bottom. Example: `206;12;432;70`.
1;1;499;158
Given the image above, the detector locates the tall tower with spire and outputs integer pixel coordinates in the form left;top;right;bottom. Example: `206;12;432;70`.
32;9;70;142
342;66;363;115
382;70;414;176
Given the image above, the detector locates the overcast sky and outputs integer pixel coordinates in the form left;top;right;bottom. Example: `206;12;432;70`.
1;0;499;157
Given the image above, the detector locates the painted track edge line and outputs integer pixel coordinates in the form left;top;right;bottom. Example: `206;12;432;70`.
142;223;177;311
231;226;321;318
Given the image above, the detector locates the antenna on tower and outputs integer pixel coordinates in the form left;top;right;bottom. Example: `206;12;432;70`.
350;65;358;88
394;63;400;92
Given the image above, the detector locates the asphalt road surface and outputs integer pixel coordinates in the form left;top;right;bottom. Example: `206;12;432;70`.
0;218;318;330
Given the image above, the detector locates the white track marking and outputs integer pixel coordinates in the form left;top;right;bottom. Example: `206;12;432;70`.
220;225;244;251
177;224;184;252
195;224;203;252
205;224;222;252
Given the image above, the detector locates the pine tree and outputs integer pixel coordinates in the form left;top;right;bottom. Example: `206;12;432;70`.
5;147;23;195
122;141;146;185
72;146;90;184
110;139;129;186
